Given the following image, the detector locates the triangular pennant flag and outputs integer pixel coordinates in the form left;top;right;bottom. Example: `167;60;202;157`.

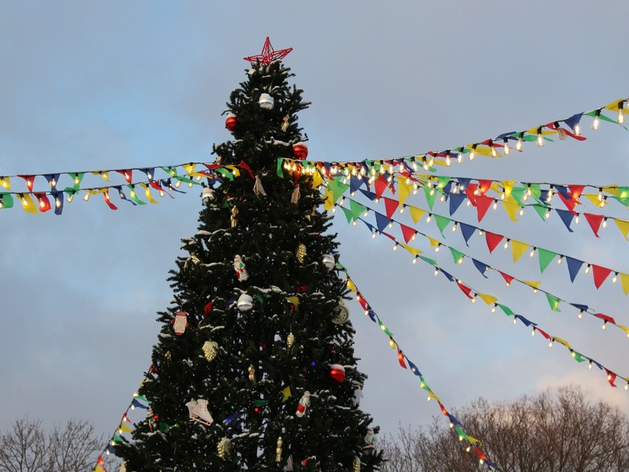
340;206;354;223
472;259;489;278
545;293;561;312
374;212;389;233
423;184;437;210
510;240;529;262
499;198;519;222
408;205;425;224
583;212;604;237
614;219;629;241
456;281;473;299
464;183;478;206
406;359;421;376
434;214;451;236
399;243;422;256
359;188;377;201
374;175;389;199
459;223;475;246
448;193;466;215
383;197;399;219
484;231;504;254
327;177;351;203
565;256;583;283
449;247;465;264
397;349;407;369
474;194;494;222
498;271;514;286
557;192;577;215
477;179;493;195
18;193;39;214
397;179;413;206
605;370;617;388
400;224;416;243
620;273;629;295
555;209;575;232
537;248;557;273
592;264;612;289
532;204;548;221
349;199;366;219
477;293;498;305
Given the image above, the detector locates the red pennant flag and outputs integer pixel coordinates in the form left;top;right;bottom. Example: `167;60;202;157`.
103;192;118;210
545;122;587;141
400;224;416;243
374;175;388;199
592;264;612;289
477;179;493;195
474;447;489;462
498;271;514;286
474;194;494;222
484;231;504;254
98;455;105;465
605;369;617;387
569;184;585;202
583;213;604;237
381;231;396;241
236;160;254;179
456;281;474;300
356;293;369;312
204;301;214;317
18;175;36;191
557;192;577;215
593;313;616;325
397;349;407;369
464;183;478;206
383;197;399;219
34;193;51;212
535;327;550;339
117;169;133;183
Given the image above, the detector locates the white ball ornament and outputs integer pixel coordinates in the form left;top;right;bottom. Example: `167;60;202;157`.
322;254;336;271
201;187;215;201
259;93;275;110
237;293;254;311
331;301;350;324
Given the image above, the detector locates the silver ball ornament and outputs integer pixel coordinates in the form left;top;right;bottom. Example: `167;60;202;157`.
237;293;254;311
322;254;336;271
259;93;275;110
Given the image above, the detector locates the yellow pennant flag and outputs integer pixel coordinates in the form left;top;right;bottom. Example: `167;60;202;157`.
396;178;414;206
617;324;629;337
620;273;629;295
19;193;39;214
285;296;299;309
523;280;541;290
428;391;441;403
553;336;571;349
399;243;422;256
141;184;159;204
510;240;529;262
310;169;325;188
500;180;515;199
501;199;520;222
408;205;425;224
280;386;292;402
323;190;334;212
224;165;241;178
93;171;110;182
426;236;440;248
0;176;11;190
119;422;133;433
477;293;498;306
94;466;105;472
346;277;357;292
583;193;605;208
603;186;619;196
614;219;629;241
467;435;482;445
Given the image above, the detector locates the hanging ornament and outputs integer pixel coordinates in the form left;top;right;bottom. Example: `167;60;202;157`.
259;93;274;110
231;206;239;227
295;391;310;418
283;455;294;471
201;187;215;201
353;456;361;472
291;184;300;203
225;113;237;131
329;364;346;383
248;364;256;383
352;385;364;406
363;428;376;455
281;115;290;132
322;254;336;271
234;255;249;281
253;174;267;196
331;301;350;325
275;436;283;462
184;253;201;269
287;332;295;350
186;399;214;426
237;293;254;311
295;243;307;264
172;311;188;335
217;437;232;460
202;341;219;362
292;142;308;159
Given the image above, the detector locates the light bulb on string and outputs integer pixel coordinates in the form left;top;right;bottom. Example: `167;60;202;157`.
592;109;601;130
530;247;536;258
434;268;439;276
602;321;607;330
598;188;604;201
457;149;463;163
445;151;452;167
575;214;580;224
451;222;458;233
536;127;544;147
557;256;563;264
489;140;497;158
503;239;510;249
392;243;398;251
574;122;581;136
493;200;498;210
503;138;510;155
578;311;583;319
545;208;551;219
477;230;484;236
548;339;554;348
519;207;525;216
602;217;608;228
613;272;618;283
426;213;432;223
618;100;625;124
585;264;591;274
515;134;523;151
371;231;377;239
588;361;593;370
469;144;477;161
546;187;554;202
412;256;418;264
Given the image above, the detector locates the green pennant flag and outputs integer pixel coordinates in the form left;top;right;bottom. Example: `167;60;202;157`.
349;199;366;219
545;293;561;312
276;158;285;177
448;247;465;264
437;176;451;189
529;183;541;201
127;185;147;205
419;255;438;266
68;172;85;190
537;247;557;273
214;168;234;181
433;214;451;236
327;176;350;204
496;303;514;316
572;352;586;363
340;206;354;223
423;184;437;210
532;204;547;221
510;187;525;204
0;193;14;209
378;319;393;336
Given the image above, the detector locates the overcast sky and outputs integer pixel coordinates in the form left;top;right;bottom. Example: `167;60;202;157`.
1;1;629;450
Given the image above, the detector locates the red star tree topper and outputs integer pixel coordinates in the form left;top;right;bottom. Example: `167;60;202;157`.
244;37;293;65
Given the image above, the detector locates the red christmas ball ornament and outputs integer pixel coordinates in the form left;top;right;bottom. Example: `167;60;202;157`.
329;364;346;383
225;113;237;132
293;142;308;159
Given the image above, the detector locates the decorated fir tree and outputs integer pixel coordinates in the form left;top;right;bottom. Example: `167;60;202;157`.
115;39;383;471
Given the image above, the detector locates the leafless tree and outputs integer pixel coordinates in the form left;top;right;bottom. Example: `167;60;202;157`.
379;386;629;472
0;417;111;472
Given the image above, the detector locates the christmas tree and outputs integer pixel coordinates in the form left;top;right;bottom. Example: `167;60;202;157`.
115;39;383;472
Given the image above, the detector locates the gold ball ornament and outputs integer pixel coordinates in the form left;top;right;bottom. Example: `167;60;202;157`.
331;301;350;324
286;332;295;350
275;436;283;462
202;341;218;362
217;437;232;460
353;456;361;472
296;243;307;264
248;364;256;383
